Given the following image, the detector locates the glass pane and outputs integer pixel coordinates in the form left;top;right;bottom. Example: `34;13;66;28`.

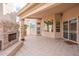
37;27;40;34
56;21;60;32
63;21;68;31
56;29;60;32
69;19;77;31
69;33;76;41
49;25;53;32
44;20;53;32
63;32;68;39
63;21;68;39
69;18;77;41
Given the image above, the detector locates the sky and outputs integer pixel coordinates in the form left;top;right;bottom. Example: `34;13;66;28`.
14;3;27;22
14;3;27;12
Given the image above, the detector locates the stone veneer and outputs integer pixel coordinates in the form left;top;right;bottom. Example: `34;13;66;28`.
0;18;19;50
0;3;19;50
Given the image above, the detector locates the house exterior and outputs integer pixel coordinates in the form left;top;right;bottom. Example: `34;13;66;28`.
17;3;79;44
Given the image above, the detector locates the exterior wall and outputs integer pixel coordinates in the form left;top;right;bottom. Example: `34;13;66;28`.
62;5;79;43
41;5;79;41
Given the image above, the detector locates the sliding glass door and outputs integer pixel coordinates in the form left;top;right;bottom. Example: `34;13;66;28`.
63;18;77;41
69;19;77;41
63;21;68;39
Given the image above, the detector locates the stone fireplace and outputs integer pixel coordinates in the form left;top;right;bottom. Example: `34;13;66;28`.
0;3;19;51
0;20;19;50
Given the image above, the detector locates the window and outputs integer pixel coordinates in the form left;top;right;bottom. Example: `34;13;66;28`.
37;27;40;34
55;14;61;32
63;18;77;41
44;20;53;32
56;19;60;32
69;19;77;31
69;33;76;41
63;21;68;31
63;32;68;39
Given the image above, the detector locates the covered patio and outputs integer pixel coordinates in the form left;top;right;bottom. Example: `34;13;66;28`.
16;35;79;56
17;3;79;56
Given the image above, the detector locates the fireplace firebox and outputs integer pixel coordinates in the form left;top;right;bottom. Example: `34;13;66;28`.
8;33;16;42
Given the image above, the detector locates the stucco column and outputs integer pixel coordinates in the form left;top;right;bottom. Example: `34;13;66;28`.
37;18;41;36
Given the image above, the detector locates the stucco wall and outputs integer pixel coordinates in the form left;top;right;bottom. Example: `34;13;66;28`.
62;5;79;20
41;5;79;40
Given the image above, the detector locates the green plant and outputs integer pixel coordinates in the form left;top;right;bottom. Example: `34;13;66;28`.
24;24;28;29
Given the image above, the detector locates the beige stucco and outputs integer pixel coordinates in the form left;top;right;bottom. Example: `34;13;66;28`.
41;5;79;42
62;5;79;20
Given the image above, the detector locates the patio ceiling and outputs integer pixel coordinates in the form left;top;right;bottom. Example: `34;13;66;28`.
18;3;79;19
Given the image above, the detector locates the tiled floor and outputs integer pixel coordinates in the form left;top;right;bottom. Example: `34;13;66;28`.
15;35;79;56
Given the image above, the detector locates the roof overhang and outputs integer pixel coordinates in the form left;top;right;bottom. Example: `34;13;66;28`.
17;3;79;19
